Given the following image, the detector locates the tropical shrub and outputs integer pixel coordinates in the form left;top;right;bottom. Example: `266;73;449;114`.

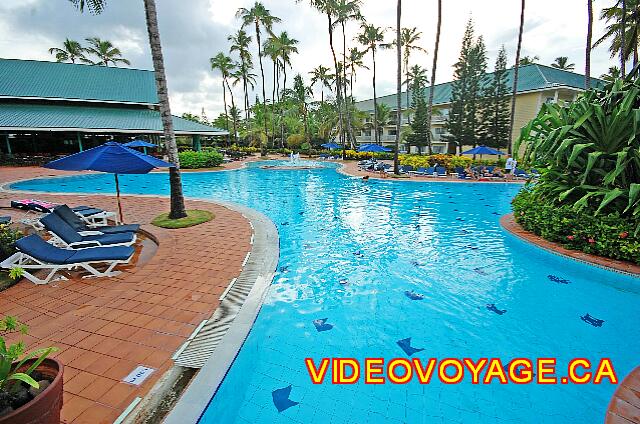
513;189;640;264
517;68;640;232
399;154;472;171
229;144;260;154
178;150;224;169
0;225;22;261
286;134;305;149
342;150;394;161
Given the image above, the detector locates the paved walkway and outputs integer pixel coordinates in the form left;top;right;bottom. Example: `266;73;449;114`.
0;166;253;423
606;365;640;424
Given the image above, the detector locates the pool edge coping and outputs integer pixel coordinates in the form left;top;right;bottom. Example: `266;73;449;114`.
501;213;640;278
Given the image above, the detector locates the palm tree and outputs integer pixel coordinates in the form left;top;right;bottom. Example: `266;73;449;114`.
275;32;299;146
210;53;236;145
357;23;386;143
301;0;347;155
586;0;593;88
83;37;131;67
309;65;334;105
48;38;87;63
550;56;575;70
263;35;282;139
228;29;254;122
70;0;187;219
516;55;539;66
405;65;428;105
346;48;367;99
425;0;441;155
382;27;426;119
594;0;640;76
333;0;362;148
600;65;621;81
236;2;281;154
394;0;402;174
509;0;526;155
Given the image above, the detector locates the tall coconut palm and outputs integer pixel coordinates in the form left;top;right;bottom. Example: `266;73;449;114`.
594;0;640;76
551;56;575;70
586;0;593;88
357;23;385;144
508;0;526;155
263;35;282;139
228;29;254;122
210;53;236;145
236;2;281;154
309;65;334;104
334;0;362;147
382;27;426;120
83;37;131;67
48;38;87;63
275;32;299;146
346;48;367;99
69;0;187;219
394;0;402;174
425;0;441;155
301;0;346;156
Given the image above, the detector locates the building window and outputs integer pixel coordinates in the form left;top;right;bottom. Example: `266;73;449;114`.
434;128;446;135
432;145;446;154
388;129;397;136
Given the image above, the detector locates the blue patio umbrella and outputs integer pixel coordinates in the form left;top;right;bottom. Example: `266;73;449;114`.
44;142;173;222
358;144;392;153
320;142;341;150
124;140;156;155
461;145;506;156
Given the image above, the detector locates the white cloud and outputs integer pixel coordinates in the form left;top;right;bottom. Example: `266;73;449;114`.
0;0;620;118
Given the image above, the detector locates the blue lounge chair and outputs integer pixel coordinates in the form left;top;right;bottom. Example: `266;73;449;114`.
435;166;447;177
0;216;10;225
1;234;134;285
414;167;429;175
40;213;136;249
513;168;529;179
400;165;413;174
53;205;139;234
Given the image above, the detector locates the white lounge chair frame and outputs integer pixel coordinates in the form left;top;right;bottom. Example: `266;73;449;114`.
0;251;132;285
46;231;137;249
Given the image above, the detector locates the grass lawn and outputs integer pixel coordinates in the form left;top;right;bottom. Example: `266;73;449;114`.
151;210;214;229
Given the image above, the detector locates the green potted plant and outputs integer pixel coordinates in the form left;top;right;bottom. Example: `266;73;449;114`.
0;316;62;424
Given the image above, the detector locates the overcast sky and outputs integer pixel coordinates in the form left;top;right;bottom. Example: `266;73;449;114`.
0;0;618;118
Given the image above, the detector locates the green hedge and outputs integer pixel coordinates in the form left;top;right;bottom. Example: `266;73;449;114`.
512;189;640;264
179;150;224;169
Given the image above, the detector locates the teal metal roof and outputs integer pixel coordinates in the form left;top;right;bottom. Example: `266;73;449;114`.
0;59;158;104
356;64;605;112
0;103;226;135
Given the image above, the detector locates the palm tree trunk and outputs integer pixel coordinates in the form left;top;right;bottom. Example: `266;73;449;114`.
426;0;441;156
280;66;287;148
405;56;411;123
271;60;277;143
222;80;230;146
327;14;345;158
394;0;402;174
342;22;353;150
372;48;379;144
143;0;186;219
621;0;627;76
586;0;593;89
256;23;268;155
508;0;526;155
225;79;238;144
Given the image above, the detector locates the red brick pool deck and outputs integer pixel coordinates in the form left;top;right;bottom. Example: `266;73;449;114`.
0;166;253;423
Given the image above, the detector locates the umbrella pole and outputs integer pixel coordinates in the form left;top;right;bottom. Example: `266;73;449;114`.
114;173;124;224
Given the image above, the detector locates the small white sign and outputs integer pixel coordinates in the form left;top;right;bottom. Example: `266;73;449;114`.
123;366;155;386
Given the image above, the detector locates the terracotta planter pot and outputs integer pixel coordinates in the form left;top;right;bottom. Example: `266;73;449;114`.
0;358;64;424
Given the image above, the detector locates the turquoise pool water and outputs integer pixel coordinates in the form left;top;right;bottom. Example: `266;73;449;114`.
13;161;640;423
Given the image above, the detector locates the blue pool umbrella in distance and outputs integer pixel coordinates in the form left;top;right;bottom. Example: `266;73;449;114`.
320;142;341;150
461;145;507;157
358;143;392;161
44;142;174;222
124;139;156;155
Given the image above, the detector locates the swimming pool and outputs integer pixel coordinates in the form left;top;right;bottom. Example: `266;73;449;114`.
13;161;640;423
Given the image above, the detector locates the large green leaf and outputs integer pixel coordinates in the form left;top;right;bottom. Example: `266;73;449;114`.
595;188;625;214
